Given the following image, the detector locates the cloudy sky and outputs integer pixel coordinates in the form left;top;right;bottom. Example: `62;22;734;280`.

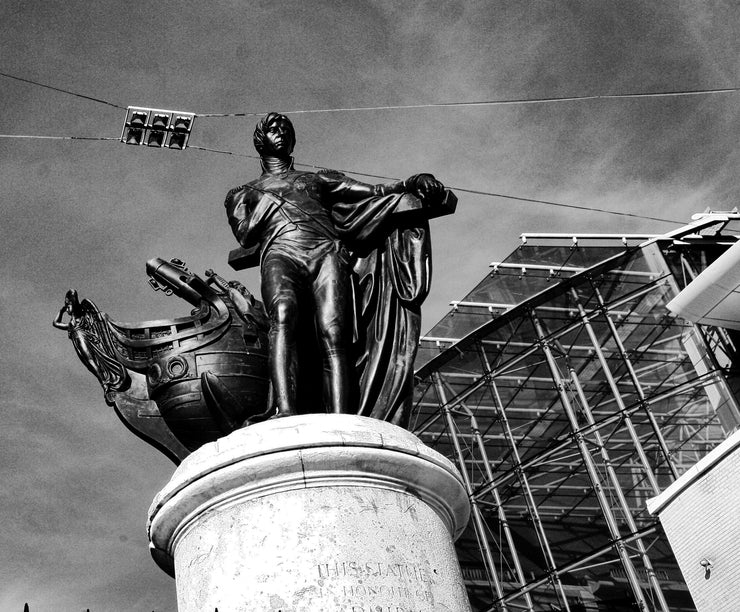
1;1;739;610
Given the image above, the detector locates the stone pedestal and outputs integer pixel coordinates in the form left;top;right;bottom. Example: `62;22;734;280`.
148;414;472;612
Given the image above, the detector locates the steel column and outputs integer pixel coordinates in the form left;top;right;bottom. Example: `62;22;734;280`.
432;372;509;611
591;283;680;480
571;288;662;494
531;313;650;611
570;368;671;612
474;344;537;611
483;368;573;611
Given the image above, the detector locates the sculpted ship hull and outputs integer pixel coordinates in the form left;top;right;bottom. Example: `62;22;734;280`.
57;258;271;463
108;308;270;453
150;353;269;451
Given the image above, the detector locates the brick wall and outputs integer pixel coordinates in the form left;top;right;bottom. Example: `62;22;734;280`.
647;428;740;612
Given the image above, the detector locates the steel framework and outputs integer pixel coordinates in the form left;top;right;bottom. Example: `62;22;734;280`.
411;214;740;611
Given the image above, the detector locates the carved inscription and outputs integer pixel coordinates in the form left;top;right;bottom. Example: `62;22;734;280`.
317;561;437;583
315;560;440;611
346;608;428;612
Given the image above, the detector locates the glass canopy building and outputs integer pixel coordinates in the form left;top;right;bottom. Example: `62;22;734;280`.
410;212;740;612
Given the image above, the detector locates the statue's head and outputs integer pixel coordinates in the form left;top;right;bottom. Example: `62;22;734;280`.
253;112;295;158
64;288;80;314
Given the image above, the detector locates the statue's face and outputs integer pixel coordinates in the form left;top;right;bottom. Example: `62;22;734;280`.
262;118;294;157
65;290;78;314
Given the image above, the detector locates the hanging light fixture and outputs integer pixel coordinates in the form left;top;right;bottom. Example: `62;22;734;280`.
120;106;195;150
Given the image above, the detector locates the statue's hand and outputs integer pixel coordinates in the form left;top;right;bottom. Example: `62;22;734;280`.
405;173;445;206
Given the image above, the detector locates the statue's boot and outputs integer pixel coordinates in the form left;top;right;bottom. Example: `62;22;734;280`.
270;327;299;418
324;348;349;414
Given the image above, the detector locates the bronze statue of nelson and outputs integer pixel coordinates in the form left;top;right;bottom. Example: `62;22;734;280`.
225;112;453;422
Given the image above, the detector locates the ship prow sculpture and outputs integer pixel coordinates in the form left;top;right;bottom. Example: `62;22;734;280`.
54;257;271;464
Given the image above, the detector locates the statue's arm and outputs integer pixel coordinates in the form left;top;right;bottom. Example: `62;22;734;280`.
320;170;446;206
53;306;68;330
319;170;405;203
224;186;259;248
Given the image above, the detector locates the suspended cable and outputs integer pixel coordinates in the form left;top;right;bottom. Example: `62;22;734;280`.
187;144;260;160
0;134;119;141
0;68;718;221
189;145;683;225
0;132;686;225
0;70;125;109
196;86;740;117
3;66;734;118
291;161;683;223
448;187;684;224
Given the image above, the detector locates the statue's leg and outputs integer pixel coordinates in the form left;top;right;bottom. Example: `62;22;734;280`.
313;251;352;414
261;254;302;417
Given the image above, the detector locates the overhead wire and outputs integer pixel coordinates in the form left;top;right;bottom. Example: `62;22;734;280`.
442;187;684;224
0;70;125;110
0;68;724;225
189;147;685;224
195;86;740;117
187;144;261;160
0;134;118;141
0;130;688;225
2;67;737;117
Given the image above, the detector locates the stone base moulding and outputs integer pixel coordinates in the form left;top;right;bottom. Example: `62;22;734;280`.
147;413;473;612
